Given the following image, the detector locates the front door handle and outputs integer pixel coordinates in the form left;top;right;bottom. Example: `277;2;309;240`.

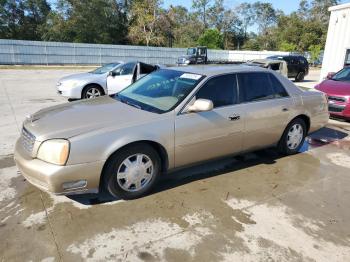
229;115;240;121
282;108;289;112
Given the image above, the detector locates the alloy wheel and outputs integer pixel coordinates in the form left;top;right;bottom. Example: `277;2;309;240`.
85;87;101;98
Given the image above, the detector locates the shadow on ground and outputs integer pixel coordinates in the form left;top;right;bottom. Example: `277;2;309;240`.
68;126;348;205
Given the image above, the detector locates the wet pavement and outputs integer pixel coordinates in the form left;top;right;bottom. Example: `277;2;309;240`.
1;69;350;261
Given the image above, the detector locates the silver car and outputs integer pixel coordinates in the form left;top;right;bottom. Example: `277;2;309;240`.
56;62;160;99
15;65;329;199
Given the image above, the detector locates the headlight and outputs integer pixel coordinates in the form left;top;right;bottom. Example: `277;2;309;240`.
185;60;190;64
37;139;70;165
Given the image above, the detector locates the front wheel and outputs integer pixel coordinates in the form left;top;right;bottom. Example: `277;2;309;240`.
82;85;104;99
278;118;306;155
103;144;161;200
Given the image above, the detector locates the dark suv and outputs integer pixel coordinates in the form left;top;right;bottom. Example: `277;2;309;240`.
267;55;309;82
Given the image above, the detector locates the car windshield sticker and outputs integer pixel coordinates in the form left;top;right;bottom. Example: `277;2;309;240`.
180;73;202;80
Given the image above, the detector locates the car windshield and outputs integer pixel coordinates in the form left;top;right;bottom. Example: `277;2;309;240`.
332;67;350;82
116;69;204;114
187;48;196;55
90;63;120;74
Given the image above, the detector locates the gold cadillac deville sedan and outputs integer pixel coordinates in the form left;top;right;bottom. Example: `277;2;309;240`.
14;65;329;199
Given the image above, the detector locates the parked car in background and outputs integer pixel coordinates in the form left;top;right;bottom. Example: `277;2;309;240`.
246;59;288;78
315;67;350;120
15;65;328;199
106;62;161;95
267;55;309;82
56;62;160;99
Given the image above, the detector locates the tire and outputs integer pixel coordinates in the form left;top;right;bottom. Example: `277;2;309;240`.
278;118;307;155
82;85;104;99
295;71;305;82
103;144;161;200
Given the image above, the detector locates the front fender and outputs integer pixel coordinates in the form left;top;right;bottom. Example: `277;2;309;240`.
66;117;175;168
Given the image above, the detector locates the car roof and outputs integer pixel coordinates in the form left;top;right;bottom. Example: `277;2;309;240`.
167;64;267;77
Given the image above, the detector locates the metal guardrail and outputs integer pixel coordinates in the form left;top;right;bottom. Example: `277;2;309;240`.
0;39;290;65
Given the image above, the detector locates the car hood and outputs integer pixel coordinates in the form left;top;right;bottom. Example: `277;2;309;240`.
58;72;105;83
24;96;160;141
317;80;350;96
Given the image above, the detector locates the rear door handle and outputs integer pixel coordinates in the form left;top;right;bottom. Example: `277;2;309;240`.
229;115;240;121
282;108;289;112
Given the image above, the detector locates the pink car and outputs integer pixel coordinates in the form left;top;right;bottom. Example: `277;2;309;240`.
315;67;350;120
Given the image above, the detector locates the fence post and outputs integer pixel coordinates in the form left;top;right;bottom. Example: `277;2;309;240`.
11;43;15;65
45;43;48;66
74;43;76;66
99;47;102;66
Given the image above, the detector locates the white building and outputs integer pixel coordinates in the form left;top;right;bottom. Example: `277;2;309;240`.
321;3;350;80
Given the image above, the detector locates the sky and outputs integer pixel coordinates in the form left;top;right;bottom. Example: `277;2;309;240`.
162;0;350;14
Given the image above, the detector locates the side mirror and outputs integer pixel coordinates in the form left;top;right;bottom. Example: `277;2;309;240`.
109;71;118;77
326;72;335;79
186;99;213;113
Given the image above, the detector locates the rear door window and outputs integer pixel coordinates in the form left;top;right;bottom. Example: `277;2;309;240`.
269;74;289;98
196;74;238;108
238;72;288;103
238;73;275;103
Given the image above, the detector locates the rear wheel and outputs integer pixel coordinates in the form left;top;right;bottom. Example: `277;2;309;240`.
278;118;306;155
82;85;104;99
103;144;161;200
295;71;305;82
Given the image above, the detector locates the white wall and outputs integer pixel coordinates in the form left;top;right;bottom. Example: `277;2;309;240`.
321;3;350;81
227;51;290;62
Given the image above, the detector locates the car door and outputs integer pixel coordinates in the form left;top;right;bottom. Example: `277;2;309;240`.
196;47;207;64
237;72;294;151
174;74;245;167
106;62;136;95
288;57;299;77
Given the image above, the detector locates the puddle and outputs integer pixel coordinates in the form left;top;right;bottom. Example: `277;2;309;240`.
300;127;349;153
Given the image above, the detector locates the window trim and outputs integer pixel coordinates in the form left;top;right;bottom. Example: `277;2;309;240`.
178;71;291;115
179;73;239;115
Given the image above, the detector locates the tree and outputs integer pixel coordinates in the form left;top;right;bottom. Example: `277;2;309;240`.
42;0;128;44
159;5;203;48
309;44;322;63
197;28;223;49
252;2;277;34
0;0;50;40
236;2;255;39
21;0;51;39
128;0;163;46
192;0;211;29
279;41;297;52
207;0;224;31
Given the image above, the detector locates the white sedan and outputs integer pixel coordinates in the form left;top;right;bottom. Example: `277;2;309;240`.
56;62;160;99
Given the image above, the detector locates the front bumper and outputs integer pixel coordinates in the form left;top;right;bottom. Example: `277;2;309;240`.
14;139;105;195
56;83;83;99
328;103;350;120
